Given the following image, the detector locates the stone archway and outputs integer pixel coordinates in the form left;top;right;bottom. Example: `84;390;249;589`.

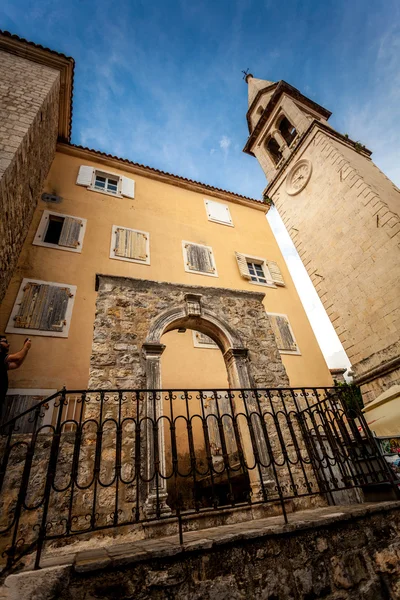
90;276;290;514
90;275;288;391
143;292;253;391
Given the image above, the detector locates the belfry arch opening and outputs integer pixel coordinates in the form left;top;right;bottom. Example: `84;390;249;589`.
266;137;283;165
277;115;297;146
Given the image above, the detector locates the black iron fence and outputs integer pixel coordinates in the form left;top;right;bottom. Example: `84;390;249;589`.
0;386;398;573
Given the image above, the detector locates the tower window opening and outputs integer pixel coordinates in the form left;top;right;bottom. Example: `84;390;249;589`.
266;138;283;165
278;116;297;146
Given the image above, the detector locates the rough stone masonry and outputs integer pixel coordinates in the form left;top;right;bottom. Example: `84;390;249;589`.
0;49;60;302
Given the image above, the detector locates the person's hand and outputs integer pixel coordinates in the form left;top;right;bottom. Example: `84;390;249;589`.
24;338;32;350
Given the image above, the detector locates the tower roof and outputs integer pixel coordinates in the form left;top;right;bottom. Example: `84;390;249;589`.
245;73;275;107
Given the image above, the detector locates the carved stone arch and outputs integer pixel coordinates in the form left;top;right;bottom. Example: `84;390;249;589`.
146;305;245;352
144;293;252;390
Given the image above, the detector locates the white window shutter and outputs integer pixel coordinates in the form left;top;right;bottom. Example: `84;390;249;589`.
206;200;232;225
76;166;94;186
121;176;135;199
235;252;252;280
266;260;285;286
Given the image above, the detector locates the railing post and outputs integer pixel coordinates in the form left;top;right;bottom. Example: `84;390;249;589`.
34;388;66;569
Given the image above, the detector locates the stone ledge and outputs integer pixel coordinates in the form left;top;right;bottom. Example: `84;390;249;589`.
37;501;400;574
94;273;266;300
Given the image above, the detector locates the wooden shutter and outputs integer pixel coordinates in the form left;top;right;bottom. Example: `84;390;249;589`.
235;252;252;280
269;314;298;352
0;394;45;433
121;176;135;199
76;166;94;186
14;283;71;332
205;200;232;225
59;217;82;248
115;228;147;260
186;244;214;273
266;260;285;286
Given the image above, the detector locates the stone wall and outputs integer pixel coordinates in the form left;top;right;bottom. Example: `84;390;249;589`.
12;502;399;600
90;276;289;390
0;50;60;302
268;127;400;403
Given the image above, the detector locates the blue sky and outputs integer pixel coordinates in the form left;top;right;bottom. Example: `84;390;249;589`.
2;0;399;368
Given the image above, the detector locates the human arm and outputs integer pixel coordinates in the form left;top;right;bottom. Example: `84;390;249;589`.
7;338;32;370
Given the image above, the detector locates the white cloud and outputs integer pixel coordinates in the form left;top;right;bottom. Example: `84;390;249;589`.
219;135;231;152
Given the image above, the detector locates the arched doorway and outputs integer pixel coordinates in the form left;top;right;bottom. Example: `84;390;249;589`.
142;295;270;514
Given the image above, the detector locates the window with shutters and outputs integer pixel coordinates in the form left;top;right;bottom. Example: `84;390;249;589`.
204;199;233;226
182;241;218;277
110;225;150;265
234;252;285;287
33;210;87;253
267;312;300;355
6;278;77;338
193;330;218;349
76;165;135;199
0;389;56;432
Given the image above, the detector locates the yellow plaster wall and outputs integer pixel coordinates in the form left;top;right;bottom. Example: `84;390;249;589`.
0;148;333;392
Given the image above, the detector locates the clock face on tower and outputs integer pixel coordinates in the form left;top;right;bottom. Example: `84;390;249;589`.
286;159;312;195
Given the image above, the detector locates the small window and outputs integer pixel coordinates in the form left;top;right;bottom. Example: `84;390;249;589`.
183;241;218;277
235;252;285;287
5;278;77;338
266;137;283;165
278;116;297;147
247;261;268;284
193;331;218;349
267;313;300;354
110;226;150;264
205;199;233;226
94;174;119;195
33;210;86;253
76;166;135;199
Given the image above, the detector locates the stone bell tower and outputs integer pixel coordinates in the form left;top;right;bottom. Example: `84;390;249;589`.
243;74;400;404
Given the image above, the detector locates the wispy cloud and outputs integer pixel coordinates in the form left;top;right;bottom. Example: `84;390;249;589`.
219;135;231;153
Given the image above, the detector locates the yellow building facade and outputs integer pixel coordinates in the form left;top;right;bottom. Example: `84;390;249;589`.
1;143;332;398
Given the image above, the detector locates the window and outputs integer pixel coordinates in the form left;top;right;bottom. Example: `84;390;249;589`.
247;261;267;284
0;389;56;432
267;313;300;354
76;165;135;199
193;331;218;349
235;252;285;287
110;226;150;264
6;278;77;338
266;137;283;165
278;116;297;147
182;241;218;277
94;174;119;194
205;199;233;226
33;210;87;253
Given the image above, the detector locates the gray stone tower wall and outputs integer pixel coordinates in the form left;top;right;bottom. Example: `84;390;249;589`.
0;50;61;302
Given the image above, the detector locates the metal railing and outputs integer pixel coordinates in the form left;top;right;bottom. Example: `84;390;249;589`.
0;386;398;573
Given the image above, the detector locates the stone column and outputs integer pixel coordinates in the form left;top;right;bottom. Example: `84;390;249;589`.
142;343;171;516
271;128;291;159
224;348;274;501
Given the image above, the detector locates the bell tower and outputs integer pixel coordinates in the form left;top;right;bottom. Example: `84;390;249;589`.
243;74;400;404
